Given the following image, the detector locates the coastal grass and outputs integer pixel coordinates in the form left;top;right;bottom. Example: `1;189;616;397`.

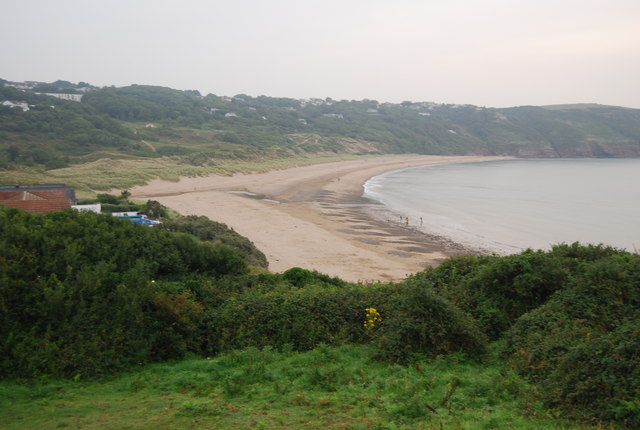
0;153;366;194
0;344;593;430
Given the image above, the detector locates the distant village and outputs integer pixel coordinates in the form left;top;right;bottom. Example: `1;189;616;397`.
2;80;88;110
1;78;484;120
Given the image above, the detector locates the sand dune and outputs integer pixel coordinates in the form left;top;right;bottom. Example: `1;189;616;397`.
131;155;510;282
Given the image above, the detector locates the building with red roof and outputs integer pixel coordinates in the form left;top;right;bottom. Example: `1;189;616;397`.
0;184;76;214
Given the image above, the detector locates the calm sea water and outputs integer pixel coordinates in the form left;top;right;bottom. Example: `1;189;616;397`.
363;158;640;253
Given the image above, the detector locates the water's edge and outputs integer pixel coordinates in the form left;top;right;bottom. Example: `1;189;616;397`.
363;158;640;253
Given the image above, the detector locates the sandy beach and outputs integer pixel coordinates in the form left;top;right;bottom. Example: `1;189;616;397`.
130;155;510;283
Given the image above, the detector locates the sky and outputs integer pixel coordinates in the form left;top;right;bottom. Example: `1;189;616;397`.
2;0;639;108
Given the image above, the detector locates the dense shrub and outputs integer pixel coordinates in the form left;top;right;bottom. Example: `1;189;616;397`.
541;318;640;427
161;215;268;268
374;282;488;363
95;193;120;204
139;200;168;219
2;206;639;430
0;207;248;377
282;267;345;288
547;241;624;263
202;269;488;360
206;282;388;354
421;244;624;339
465;250;570;338
505;254;640;377
504;252;640;424
401;244;640;426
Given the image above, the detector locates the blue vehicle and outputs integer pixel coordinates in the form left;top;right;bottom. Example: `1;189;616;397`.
112;212;160;227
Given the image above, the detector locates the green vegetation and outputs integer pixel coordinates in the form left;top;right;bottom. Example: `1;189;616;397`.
0;85;140;170
0;152;362;194
77;196;269;268
2;79;640;428
77;193;167;216
1;345;589;430
160;215;268;269
2;80;640;187
1;206;638;428
420;244;640;426
0;207;251;378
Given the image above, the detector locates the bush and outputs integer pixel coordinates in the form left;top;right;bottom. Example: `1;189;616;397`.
96;193;121;204
0;207;250;378
99;203;141;213
504;252;640;424
423;245;623;340
206;283;389;354
505;254;640;378
160;215;268;268
540;318;640;427
282;267;345;288
139;200;167;219
375;282;487;363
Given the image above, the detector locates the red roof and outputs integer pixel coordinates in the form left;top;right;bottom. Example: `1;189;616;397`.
0;190;69;201
0;200;72;214
0;187;75;214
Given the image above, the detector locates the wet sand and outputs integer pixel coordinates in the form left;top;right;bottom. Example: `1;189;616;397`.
130;155;510;282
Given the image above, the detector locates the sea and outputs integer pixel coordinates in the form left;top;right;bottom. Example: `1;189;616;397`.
363;158;640;254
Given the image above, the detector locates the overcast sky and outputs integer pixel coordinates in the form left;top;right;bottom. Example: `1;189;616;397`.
2;0;639;108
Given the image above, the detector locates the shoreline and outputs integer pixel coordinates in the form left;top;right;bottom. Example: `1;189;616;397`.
130;155;512;282
361;167;511;257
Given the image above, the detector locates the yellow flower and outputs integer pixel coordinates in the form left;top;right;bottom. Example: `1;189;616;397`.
363;306;382;330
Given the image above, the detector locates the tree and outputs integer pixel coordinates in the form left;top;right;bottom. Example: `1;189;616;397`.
141;200;166;219
96;193;121;204
120;189;131;202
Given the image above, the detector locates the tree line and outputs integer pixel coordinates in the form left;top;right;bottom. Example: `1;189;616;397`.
3;81;640;170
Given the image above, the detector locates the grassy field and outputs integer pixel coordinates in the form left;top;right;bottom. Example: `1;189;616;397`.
0;344;594;430
0;153;365;197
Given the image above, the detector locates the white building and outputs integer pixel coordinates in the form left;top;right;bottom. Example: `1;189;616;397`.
72;204;101;214
1;100;30;111
41;93;83;102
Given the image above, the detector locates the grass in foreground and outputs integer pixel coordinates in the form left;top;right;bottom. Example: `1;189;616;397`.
0;344;594;429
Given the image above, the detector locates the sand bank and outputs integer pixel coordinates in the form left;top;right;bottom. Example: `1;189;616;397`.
130;155;511;282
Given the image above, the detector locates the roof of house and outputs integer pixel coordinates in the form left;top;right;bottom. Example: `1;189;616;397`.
0;184;76;214
0;190;68;200
0;200;72;214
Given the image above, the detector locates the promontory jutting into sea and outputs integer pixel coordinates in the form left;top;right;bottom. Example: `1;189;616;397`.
364;158;640;254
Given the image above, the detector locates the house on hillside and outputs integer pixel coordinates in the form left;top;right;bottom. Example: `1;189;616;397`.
1;100;30;111
0;184;77;214
36;93;83;102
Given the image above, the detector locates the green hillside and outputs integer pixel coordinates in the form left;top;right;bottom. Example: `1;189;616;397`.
2;80;639;176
